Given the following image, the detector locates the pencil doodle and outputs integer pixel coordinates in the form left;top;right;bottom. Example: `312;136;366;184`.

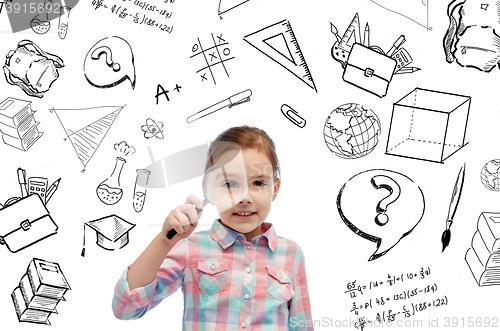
12;258;71;325
367;0;431;30
337;169;425;261
330;13;417;97
281;104;306;128
0;97;43;151
51;105;125;172
480;159;500;191
187;89;251;123
114;141;136;157
385;88;470;163
218;0;250;17
444;0;500;72
81;214;136;256
133;169;151;213
3;40;64;98
441;164;466;252
465;212;500;286
323;103;381;159
141;118;164;139
96;157;126;205
244;19;317;91
190;33;235;84
83;36;136;89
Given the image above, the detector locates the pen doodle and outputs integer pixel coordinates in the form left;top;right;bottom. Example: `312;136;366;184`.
51;105;125;172
281;104;306;128
441;164;466;252
480;159;500;191
186;89;252;123
0;97;43;152
142;118;164;139
444;0;500;72
12;258;71;325
84;36;136;89
3;40;64;98
385;88;470;163
465;212;500;286
244;19;317;92
330;14;417;97
190;33;235;85
81;214;136;256
323;103;381;159
337;169;425;261
0;168;59;253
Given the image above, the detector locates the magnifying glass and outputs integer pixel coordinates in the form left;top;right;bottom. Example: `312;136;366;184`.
166;162;247;239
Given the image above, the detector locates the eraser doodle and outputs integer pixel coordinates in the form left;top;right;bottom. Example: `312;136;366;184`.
337;169;425;261
83;36;136;89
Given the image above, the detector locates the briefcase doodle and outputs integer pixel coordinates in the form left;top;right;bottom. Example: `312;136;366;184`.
0;194;58;253
343;43;397;98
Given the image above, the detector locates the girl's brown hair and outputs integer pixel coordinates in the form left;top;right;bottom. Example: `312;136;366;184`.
205;126;280;181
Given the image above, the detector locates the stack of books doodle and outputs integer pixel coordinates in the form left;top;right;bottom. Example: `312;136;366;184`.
0;97;43;151
11;258;71;325
465;212;500;286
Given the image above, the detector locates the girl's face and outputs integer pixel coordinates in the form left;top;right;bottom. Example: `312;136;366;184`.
215;148;280;240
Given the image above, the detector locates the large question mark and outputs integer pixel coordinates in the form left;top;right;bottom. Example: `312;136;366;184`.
370;175;401;226
91;46;121;72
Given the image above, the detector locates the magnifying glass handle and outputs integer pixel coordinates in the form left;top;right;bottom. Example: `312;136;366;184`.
166;199;207;239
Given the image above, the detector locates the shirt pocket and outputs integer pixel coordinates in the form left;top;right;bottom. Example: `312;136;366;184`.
197;258;230;295
266;265;295;301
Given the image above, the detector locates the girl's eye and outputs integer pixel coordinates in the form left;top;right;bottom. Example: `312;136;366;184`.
253;180;266;186
223;181;239;188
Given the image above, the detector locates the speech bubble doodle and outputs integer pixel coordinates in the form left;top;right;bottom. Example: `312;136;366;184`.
83;36;136;89
337;169;425;261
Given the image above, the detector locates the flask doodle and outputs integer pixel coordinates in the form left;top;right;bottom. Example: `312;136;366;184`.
371;175;401;226
91;46;121;72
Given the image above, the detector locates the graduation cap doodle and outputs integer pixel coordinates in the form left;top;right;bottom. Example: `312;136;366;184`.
81;214;135;256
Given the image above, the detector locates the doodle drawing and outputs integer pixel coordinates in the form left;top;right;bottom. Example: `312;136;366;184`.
133;169;151;213
323;103;381;159
30;0;53;35
441;164;466;252
480;159;500;191
0;97;43;151
281;104;306;128
190;33;235;85
385;88;470;163
52;105;125;172
244;19;317;92
141;118;164;139
12;258;70;325
187;89;252;123
465;212;500;286
3;40;64;98
444;0;500;72
337;169;425;261
96;157;126;205
81;214;136;256
218;0;250;17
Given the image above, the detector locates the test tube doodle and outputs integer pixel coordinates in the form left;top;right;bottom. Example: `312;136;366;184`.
133;169;151;213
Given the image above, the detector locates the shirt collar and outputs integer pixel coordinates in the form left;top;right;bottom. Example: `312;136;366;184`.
209;219;278;252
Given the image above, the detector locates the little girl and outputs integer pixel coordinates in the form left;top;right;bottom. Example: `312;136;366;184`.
112;126;313;330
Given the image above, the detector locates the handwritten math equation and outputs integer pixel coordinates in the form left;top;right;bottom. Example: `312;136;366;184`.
344;267;448;329
91;0;174;34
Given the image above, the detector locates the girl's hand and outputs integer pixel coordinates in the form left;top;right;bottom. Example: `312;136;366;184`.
162;195;203;243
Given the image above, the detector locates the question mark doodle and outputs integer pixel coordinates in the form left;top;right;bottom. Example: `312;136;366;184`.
370;175;401;226
91;46;121;72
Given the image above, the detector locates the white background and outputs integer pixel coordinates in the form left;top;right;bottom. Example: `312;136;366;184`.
1;0;500;330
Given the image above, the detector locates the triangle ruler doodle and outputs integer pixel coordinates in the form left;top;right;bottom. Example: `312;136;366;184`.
244;19;317;92
52;105;125;172
218;0;250;16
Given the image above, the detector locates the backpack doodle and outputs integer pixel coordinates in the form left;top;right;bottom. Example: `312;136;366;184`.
444;0;500;72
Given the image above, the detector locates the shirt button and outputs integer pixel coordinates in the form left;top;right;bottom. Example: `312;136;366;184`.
245;267;251;273
244;293;250;300
246;245;251;251
210;264;216;271
241;322;247;328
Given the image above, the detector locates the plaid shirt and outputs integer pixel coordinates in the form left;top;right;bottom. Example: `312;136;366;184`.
112;219;313;330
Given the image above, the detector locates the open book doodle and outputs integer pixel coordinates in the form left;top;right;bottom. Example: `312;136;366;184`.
51;105;125;172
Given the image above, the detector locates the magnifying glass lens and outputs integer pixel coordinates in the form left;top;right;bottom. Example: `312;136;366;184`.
203;164;246;211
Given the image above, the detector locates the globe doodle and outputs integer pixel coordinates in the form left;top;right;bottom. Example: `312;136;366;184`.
480;159;500;191
324;103;381;159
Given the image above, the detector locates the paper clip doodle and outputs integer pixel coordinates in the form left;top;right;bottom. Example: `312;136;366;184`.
281;104;306;128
